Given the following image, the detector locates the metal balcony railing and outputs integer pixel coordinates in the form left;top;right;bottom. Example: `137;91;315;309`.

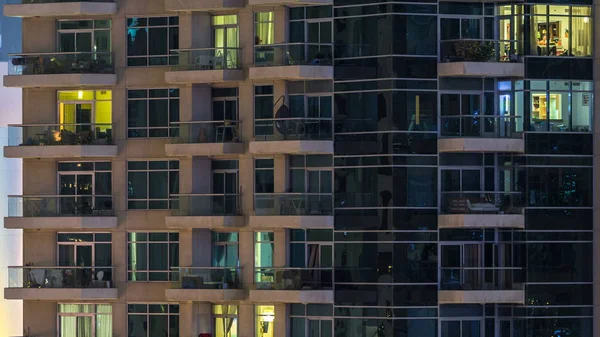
8;195;114;217
8;266;114;288
8;52;114;75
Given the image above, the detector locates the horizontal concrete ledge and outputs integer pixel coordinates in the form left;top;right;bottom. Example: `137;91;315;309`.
249;0;331;4
249;65;333;80
438;138;524;153
165;143;245;157
249;289;333;303
165;289;247;302
4;287;118;300
4;216;117;229
438;62;524;77
438;214;524;229
165;0;243;11
3;74;117;88
248;215;333;229
438;290;524;304
165;69;244;84
4;145;118;158
3;2;116;17
249;140;333;155
165;216;245;229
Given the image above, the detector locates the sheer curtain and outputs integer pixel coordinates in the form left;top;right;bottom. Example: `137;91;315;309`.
97;304;113;337
571;16;591;56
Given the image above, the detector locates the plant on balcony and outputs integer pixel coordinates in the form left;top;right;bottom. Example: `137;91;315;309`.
454;41;495;62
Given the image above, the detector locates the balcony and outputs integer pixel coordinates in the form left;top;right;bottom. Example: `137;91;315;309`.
250;268;333;303
5;266;117;301
166;267;246;302
165;121;244;157
250;193;333;229
439;192;525;229
165;0;242;11
165;48;244;84
3;0;115;17
5;195;116;229
5;52;116;87
4;124;117;158
250;118;333;154
166;194;244;229
250;43;333;80
438;116;524;153
438;40;524;77
439;267;525;304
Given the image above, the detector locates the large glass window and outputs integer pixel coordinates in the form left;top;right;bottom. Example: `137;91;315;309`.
57;20;111;53
57;233;112;284
289;155;332;194
254;85;274;137
214;304;238;337
127;304;179;337
255;305;275;337
58;304;112;337
57;161;112;213
212;232;239;267
128;88;180;138
290;304;333;337
254;12;274;45
127;232;179;281
255;232;274;280
127;160;179;209
213;15;239;68
127;17;179;66
289;6;332;61
57;90;113;140
527;5;592;57
254;159;274;194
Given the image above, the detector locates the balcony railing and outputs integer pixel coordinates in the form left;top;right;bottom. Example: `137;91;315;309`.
7;0;113;3
8;195;114;217
170;48;241;71
254;43;332;67
440;191;524;215
8;52;114;75
171;267;242;289
440;116;521;138
8;266;114;288
254;193;333;216
8;123;114;146
440;267;524;291
254;267;333;290
440;40;523;63
170;121;240;144
170;194;240;216
254;118;332;141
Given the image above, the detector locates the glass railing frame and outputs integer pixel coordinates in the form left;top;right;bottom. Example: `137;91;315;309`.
169;120;241;144
439;267;525;291
170;267;242;289
440;39;524;63
8;52;115;76
8;266;115;289
439;191;524;215
169;193;241;216
254;193;333;216
439;115;523;139
7;0;113;4
170;48;242;71
254;117;333;141
254;267;333;290
7;123;115;146
8;194;115;217
253;42;333;67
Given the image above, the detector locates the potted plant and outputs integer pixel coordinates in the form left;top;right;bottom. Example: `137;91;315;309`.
454;41;495;62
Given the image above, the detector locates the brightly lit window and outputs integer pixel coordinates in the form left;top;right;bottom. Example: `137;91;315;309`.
256;305;275;337
57;90;112;134
58;304;112;337
254;12;274;46
254;232;274;283
214;304;238;337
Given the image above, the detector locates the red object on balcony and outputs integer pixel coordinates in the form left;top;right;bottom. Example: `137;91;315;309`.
199;334;211;337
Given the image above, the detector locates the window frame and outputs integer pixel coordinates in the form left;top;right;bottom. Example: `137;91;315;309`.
213;304;239;337
127;160;179;210
127;232;180;282
127;88;180;138
126;16;179;67
57;303;112;337
127;303;180;337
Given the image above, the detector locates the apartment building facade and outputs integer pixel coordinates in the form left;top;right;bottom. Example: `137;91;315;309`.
2;0;596;336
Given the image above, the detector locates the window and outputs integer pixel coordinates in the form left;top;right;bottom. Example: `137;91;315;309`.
58;304;112;337
58;90;113;136
254;159;274;194
58;161;112;214
255;305;275;337
127;160;179;209
127;232;179;281
128;304;179;336
254;12;274;45
128;89;180;138
527;5;592;57
58;20;111;53
213;15;239;68
289;229;333;268
58;233;112;284
127;17;179;66
289;155;333;193
254;85;274;137
289;6;332;62
290;304;333;337
255;231;274;268
212;232;239;267
214;304;238;337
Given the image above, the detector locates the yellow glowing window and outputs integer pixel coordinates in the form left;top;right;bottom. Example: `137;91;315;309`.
57;90;112;132
255;305;275;337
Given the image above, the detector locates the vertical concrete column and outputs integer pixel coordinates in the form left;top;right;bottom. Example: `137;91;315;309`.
112;88;128;145
112;160;127;215
179;158;193;195
112;303;127;337
239;230;254;286
192;228;212;266
239;156;255;215
273;228;288;267
191;13;212;48
274;303;288;337
196;302;212;335
238;303;255;337
192;157;212;194
112;231;127;285
179;85;194;122
274;155;288;193
239;83;254;143
179;229;193;267
274;6;289;44
238;7;254;68
179;302;194;337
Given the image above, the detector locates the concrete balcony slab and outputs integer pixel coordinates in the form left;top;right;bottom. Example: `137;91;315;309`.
4;216;117;229
248;215;333;229
438;138;524;153
165;216;245;229
438;62;524;77
249;140;333;155
165;289;247;302
3;74;117;88
249;289;333;303
4;145;118;158
3;1;116;17
4;287;118;301
165;143;245;157
249;65;333;80
438;290;525;304
438;214;524;229
165;0;243;11
165;69;244;84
